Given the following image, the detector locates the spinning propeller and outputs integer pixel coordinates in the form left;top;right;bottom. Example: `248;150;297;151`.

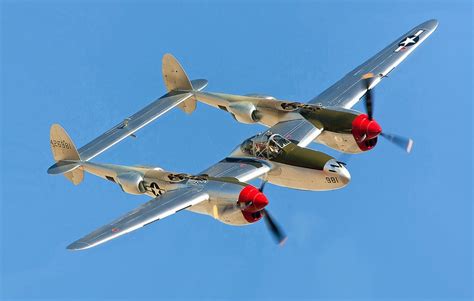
223;181;287;246
362;73;414;153
258;180;287;246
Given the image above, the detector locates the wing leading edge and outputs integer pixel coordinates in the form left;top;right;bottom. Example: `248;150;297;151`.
309;19;438;108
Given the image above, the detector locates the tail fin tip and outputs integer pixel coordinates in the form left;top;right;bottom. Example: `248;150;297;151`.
162;53;193;92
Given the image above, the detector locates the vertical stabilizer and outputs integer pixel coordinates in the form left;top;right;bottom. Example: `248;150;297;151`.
162;53;193;92
49;124;84;185
162;53;199;114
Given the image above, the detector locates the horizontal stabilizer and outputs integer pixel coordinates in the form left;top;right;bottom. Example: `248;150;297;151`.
191;79;208;91
47;160;81;175
48;54;205;184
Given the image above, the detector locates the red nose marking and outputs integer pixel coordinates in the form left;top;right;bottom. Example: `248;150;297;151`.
238;185;269;213
352;114;382;151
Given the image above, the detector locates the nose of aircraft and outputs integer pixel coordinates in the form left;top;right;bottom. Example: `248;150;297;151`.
323;159;351;185
337;164;351;185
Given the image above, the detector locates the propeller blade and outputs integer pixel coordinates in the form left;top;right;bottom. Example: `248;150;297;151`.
381;132;414;153
337;153;352;165
258;180;267;192
263;209;287;246
362;73;375;120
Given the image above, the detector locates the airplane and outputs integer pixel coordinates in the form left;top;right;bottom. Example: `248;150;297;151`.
48;19;438;250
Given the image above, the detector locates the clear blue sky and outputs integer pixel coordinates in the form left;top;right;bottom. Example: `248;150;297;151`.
1;1;472;300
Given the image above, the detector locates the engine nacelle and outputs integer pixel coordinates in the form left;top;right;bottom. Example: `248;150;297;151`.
116;172;146;195
228;102;263;124
302;107;382;153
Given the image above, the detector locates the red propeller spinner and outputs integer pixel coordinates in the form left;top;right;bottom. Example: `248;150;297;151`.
352;114;382;151
238;185;269;217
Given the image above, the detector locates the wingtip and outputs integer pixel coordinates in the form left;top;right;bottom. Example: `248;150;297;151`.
66;241;92;251
406;139;414;154
421;19;439;31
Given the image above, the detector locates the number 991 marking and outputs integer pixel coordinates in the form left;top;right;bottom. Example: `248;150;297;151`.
326;177;339;184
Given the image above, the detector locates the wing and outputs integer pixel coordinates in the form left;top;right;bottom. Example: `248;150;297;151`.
201;157;273;183
309;19;438;108
67;187;209;250
78;91;193;161
266;117;322;147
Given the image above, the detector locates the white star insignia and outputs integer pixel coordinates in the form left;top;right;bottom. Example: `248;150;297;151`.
149;183;161;195
151;186;160;195
400;36;416;46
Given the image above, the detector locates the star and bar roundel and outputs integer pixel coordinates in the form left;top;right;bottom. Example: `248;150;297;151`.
149;182;163;196
395;29;424;52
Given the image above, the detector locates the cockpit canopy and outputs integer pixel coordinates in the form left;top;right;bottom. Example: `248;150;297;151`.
240;132;291;160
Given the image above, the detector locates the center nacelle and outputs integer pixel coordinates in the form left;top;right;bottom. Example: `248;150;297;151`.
236;132;351;191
